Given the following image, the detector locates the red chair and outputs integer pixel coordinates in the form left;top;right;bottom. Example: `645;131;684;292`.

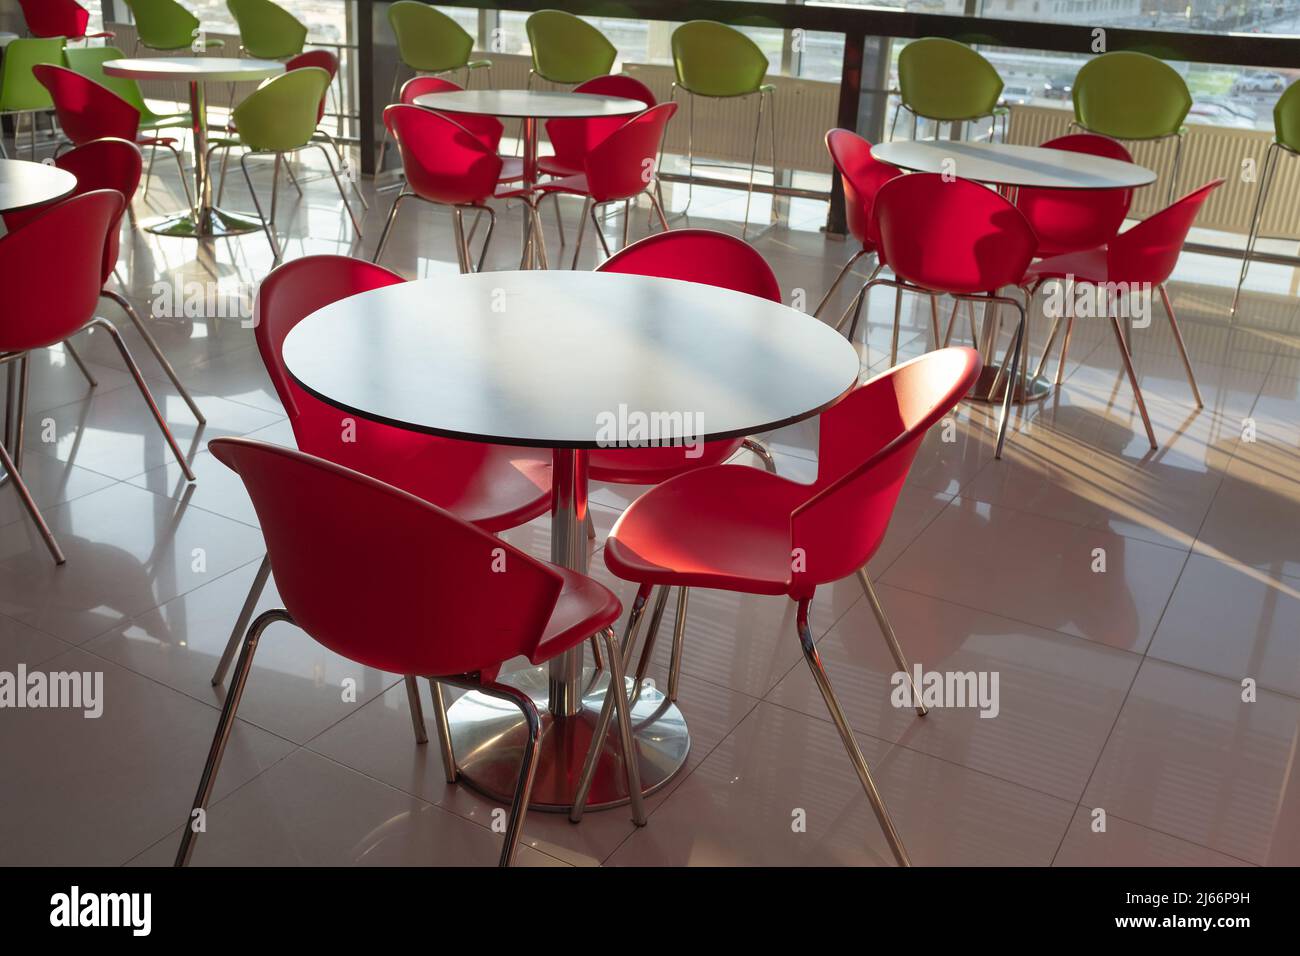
3;138;205;426
817;129;901;327
374;104;531;271
178;438;644;868
505;102;676;269
0;190;194;564
580;347;984;866
17;0;113;42
539;74;656;178
587;228;781;699
32;64;191;207
398;75;523;184
210;254;554;688
1025;179;1225;444
1017;133;1135;258
862;173;1036;459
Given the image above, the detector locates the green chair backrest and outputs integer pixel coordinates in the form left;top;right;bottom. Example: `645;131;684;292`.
0;37;65;111
227;0;307;60
671;20;768;98
387;1;473;74
233;65;327;151
1273;80;1300;153
124;0;200;52
526;10;616;85
897;37;1003;122
64;45;151;115
1072;51;1190;140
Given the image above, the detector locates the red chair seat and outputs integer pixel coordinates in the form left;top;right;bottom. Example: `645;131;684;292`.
537;155;582;178
498;156;525;183
603;464;810;595
533;565;622;663
1023;246;1110;284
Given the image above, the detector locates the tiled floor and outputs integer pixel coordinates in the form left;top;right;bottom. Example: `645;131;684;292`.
1;144;1297;868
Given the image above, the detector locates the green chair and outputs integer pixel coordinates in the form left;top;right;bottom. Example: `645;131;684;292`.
379;2;491;170
123;0;225;53
226;0;307;59
0;37;64;159
892;37;1008;143
1232;79;1300;316
526;10;616;87
209;67;361;260
1071;51;1191;203
670;20;776;239
63;46;191;198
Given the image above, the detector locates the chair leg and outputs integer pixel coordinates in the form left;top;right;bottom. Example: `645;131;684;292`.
1232;141;1281;317
211;554;272;685
741;90;766;241
928;295;942;349
372;190;409;264
143;138;159;199
572;584;650;822
428;679;457;783
239;152;281;261
550;191;565;247
91;318;196;481
647;187;670;233
1055;315;1075;386
376;65;401;171
889;285;904;365
314;144;363;238
632;584;672;696
477;679;542;866
993;298;1025;461
1158;283;1203;408
0;436;64;565
1107;307;1159;450
813;248;868;319
452;208;470;274
589;201;612;259
570;197;591;270
474;206;498;273
404;675;428;745
62;338;97;387
316;128;368;209
102;290;205;424
795;598;910;866
161;142;195;210
667;586;689;703
741;436;777;473
176;609;292;866
856;569;925;716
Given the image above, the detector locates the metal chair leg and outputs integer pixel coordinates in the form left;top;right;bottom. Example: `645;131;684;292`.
993;298;1025;460
160;141;195;210
569;197;591;270
211;554;272;685
428;679;457;783
1231;141;1281;317
314;143;362;238
404;675;428;744
647;187;670;233
239;152;281;261
372;190;410;264
632;584;672;696
589;201;612;259
856;569;925;716
741;436;777;473
176;608;293;866
1056;315;1075;386
1159;283;1202;408
814;248;868;319
478;679;542;866
1107;309;1159;450
796;598;910;866
741;89;766;241
666;586;689;703
62;339;97;388
0;437;64;564
91;318;196;481
102;290;205;424
376;64;401;171
890;285;904;365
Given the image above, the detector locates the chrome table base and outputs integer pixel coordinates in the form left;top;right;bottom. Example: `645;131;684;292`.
145;206;265;238
965;365;1053;405
447;664;690;811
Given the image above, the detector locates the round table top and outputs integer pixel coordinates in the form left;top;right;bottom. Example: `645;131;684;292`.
0;159;77;214
412;89;645;120
283;271;861;449
871;140;1156;190
103;56;284;83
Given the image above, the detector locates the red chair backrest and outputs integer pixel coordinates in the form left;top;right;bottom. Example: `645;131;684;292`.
0;189;123;351
208;438;565;677
384;103;502;205
19;0;90;39
583;101;676;202
872;173;1037;295
1015;133;1134;257
34;64;140;145
2;138;142;286
545;74;656;172
825;128;900;249
598;228;781;302
399;75;504;151
287;49;336;124
1106;179;1224;285
789;347;982;596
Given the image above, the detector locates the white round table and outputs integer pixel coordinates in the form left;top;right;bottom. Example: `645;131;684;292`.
870;140;1156;190
0;158;76;214
282;269;861;810
104;57;284;238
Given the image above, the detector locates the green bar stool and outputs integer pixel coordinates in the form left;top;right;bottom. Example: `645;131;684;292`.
525;10;615;87
0;37;64;159
208;66;361;261
379;2;491;170
1070;50;1191;205
123;0;225;53
63;45;192;200
669;19;776;239
1232;79;1300;317
891;37;1008;143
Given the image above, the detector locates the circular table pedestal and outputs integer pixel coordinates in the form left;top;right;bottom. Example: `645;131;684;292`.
447;665;691;811
965;365;1054;405
146;206;265;238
